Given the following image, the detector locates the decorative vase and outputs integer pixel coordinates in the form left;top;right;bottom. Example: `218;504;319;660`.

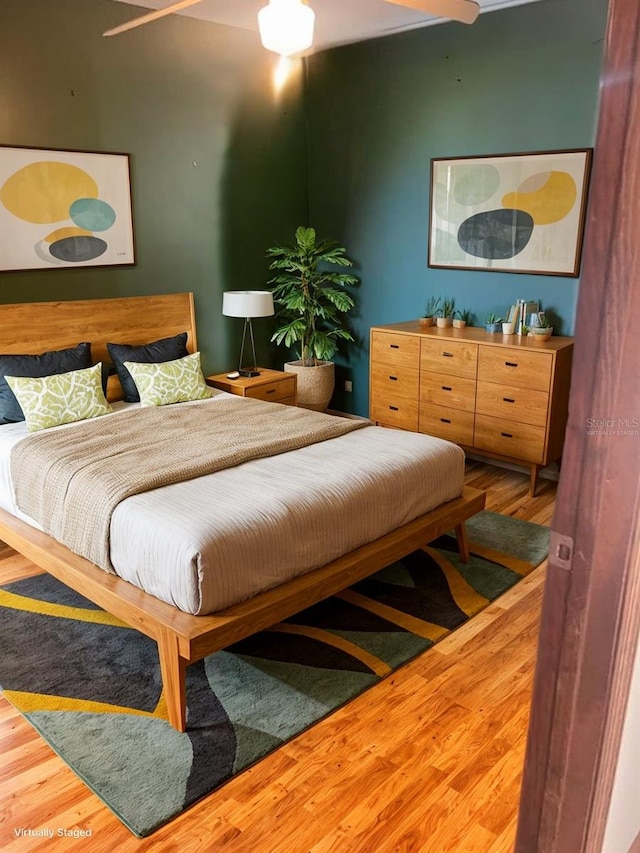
284;360;335;411
502;321;515;335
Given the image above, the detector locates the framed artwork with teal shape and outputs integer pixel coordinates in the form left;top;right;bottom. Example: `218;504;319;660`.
0;145;135;271
428;149;593;277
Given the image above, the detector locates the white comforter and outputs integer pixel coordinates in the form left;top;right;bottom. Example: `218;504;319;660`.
0;395;465;615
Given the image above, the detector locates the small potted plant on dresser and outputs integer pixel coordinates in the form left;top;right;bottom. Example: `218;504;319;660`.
531;313;553;342
436;298;455;328
485;313;501;333
453;309;471;329
419;296;440;327
267;225;359;412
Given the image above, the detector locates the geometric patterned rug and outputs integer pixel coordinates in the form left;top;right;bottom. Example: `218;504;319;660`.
0;510;549;836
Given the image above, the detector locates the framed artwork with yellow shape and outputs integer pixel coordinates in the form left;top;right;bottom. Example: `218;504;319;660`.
428;149;593;277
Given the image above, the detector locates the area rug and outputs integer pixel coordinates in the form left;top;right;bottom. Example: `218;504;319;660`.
0;510;549;836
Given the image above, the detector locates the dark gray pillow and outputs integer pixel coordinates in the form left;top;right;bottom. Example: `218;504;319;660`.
107;332;189;403
0;342;93;424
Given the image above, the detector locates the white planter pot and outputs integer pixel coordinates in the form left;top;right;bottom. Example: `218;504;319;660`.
284;360;335;412
436;317;453;328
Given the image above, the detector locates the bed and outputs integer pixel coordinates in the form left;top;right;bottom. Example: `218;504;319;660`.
0;292;485;732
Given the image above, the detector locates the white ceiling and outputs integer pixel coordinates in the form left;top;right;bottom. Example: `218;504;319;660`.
112;0;541;53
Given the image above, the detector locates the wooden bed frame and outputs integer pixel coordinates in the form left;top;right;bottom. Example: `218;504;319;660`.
0;293;485;732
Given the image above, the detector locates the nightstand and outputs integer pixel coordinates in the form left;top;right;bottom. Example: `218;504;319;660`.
207;368;297;406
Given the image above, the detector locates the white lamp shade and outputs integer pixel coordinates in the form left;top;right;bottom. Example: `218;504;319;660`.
258;0;315;57
222;290;275;318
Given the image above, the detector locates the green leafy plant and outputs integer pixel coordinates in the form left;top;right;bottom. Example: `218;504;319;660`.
454;309;472;324
423;296;441;318
437;298;456;319
486;313;500;324
267;226;359;365
537;313;552;329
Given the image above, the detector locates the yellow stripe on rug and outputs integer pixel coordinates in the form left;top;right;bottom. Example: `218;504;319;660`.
337;589;449;643
267;623;392;676
3;689;168;720
422;546;490;617
0;589;128;627
467;541;535;576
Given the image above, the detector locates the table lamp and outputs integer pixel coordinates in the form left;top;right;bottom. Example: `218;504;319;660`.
222;290;275;377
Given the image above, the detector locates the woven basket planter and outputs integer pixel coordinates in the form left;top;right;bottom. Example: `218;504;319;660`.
284;360;335;412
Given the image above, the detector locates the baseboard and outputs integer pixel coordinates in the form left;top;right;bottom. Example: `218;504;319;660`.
326;409;373;423
465;452;560;482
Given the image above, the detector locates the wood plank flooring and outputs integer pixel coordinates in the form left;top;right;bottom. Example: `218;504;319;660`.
0;461;556;852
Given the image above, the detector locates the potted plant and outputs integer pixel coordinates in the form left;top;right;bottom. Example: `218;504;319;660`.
436;298;455;328
502;318;516;335
453;309;471;329
267;225;359;411
485;313;501;333
531;314;553;342
419;296;441;327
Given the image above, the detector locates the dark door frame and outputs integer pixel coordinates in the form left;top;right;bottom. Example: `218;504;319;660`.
516;0;640;849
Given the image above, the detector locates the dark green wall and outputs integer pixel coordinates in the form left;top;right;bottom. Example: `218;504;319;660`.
306;0;608;416
0;0;308;373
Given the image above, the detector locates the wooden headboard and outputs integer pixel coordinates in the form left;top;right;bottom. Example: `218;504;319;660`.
0;292;197;401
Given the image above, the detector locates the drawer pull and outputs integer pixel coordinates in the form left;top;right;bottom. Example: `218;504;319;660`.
501;431;513;438
442;351;454;358
389;405;399;411
442;386;452;392
389;375;398;381
503;397;515;403
390;344;400;349
266;389;275;394
505;361;518;367
440;418;452;424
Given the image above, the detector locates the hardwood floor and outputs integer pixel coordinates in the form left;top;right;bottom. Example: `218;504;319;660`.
0;461;555;852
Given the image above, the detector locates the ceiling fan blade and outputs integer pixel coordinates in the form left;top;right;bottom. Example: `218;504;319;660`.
103;0;203;37
384;0;480;25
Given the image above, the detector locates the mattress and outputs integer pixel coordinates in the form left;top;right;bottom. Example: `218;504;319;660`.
0;395;465;615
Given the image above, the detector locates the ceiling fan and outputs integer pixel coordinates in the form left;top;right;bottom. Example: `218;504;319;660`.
103;0;480;56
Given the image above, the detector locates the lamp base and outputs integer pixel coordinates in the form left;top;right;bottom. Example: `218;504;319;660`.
239;368;261;378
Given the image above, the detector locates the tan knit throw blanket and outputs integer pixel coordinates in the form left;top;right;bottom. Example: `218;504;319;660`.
11;398;366;573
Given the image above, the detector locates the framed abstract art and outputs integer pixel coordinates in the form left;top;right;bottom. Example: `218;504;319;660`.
428;149;593;277
0;145;135;272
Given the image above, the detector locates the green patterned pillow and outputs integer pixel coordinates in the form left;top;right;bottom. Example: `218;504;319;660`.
123;352;213;407
5;363;112;432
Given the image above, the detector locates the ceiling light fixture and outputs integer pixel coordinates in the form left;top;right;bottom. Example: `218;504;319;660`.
258;0;316;57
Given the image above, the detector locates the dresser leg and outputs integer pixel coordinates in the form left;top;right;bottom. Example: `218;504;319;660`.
529;465;541;497
455;523;470;563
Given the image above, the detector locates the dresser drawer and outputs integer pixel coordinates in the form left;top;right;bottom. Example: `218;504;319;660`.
476;381;549;427
420;371;476;413
371;364;419;400
247;377;296;403
420;404;474;445
371;397;419;431
474;414;546;464
421;338;478;379
478;348;552;392
371;331;420;368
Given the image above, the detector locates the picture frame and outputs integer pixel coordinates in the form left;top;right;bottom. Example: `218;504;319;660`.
0;145;135;272
428;148;593;277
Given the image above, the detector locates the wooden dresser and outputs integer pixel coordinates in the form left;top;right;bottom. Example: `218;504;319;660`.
370;322;574;495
